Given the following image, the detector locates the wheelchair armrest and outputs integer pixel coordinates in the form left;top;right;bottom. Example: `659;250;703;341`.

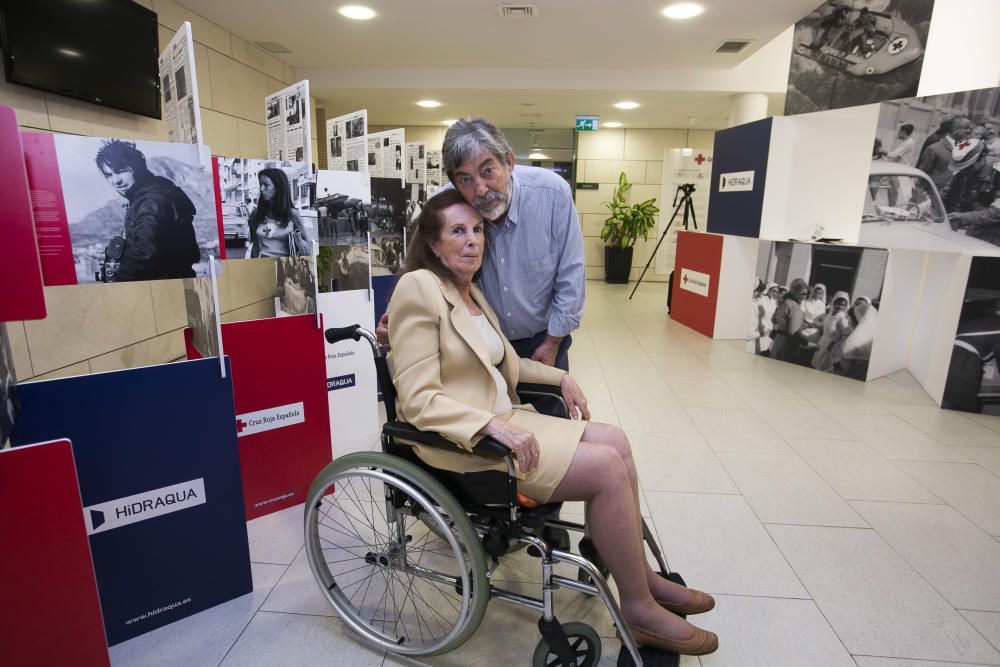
383;421;511;459
516;382;569;419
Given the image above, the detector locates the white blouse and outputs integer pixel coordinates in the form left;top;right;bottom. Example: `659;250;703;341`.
471;313;514;415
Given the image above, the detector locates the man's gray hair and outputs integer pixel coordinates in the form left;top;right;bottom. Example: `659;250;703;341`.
442;116;514;184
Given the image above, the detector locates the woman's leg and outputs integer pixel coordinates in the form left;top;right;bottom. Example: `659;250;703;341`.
548;438;700;640
578;423;697;606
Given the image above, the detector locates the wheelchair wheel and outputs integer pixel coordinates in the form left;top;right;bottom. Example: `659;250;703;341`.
532;622;601;667
304;452;490;657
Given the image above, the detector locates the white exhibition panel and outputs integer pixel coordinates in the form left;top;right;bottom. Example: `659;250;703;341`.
759;105;880;244
714;235;760;340
316;291;379;451
656;148;713;276
918;0;1000;97
907;252;971;404
867;249;926;382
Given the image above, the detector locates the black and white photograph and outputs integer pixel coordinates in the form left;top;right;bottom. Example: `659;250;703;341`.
215;158;315;258
0;324;19;447
267;97;281;120
315;169;372;245
53;135;219;284
317;243;370;293
748;240;887;381
285;93;302;127
330;134;343;159
861;86;1000;253
347;116;365;139
943;257;1000;416
426;149;443;196
785;0;934;115
276;256;317;316
184;275;220;358
371;233;405;276
370;176;409;235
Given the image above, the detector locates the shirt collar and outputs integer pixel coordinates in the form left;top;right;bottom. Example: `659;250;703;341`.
502;167;520;227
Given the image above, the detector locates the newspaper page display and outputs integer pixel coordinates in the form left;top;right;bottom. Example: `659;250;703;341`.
326;109;367;172
367;129;405;184
158;21;203;145
266;80;311;166
405;142;426;188
426;149;444;197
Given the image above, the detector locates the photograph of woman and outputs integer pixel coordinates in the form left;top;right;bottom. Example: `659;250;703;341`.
247;168;313;258
386;190;719;656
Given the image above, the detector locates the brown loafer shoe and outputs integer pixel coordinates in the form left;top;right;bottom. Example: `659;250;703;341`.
618;623;719;656
655;588;715;615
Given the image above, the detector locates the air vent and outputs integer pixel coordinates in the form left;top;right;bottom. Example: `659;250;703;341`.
714;39;753;54
253;41;292;54
498;5;537;18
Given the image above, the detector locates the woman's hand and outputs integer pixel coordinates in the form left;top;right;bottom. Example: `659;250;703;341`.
480;418;540;473
560;374;590;421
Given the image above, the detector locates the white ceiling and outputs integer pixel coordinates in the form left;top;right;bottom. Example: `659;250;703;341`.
180;0;820;128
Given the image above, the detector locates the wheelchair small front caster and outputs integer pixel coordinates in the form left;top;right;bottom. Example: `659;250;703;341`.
533;621;601;667
577;537;610;585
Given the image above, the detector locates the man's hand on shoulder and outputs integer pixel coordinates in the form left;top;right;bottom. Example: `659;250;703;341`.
530;335;562;367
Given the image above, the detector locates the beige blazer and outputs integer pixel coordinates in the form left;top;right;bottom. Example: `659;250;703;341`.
387;269;566;466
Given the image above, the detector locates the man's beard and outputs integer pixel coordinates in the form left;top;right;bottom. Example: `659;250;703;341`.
474;180;511;221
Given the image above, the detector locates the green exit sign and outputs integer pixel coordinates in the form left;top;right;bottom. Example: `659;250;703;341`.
575;116;599;131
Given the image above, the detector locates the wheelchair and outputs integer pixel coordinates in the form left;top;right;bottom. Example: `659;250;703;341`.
304;325;687;666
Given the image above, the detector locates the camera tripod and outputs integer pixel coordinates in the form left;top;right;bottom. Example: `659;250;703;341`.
628;183;698;300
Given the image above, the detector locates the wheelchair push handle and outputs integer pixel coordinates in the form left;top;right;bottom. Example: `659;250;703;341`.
325;324;362;344
324;324;383;358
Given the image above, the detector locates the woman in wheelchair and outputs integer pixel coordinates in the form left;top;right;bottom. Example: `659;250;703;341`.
386;189;719;656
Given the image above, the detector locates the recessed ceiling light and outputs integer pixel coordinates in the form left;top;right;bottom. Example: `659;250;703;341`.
662;3;704;19
338;5;376;20
441;119;458;126
528;152;549;160
603;122;623;128
416;100;441;108
613;101;640;110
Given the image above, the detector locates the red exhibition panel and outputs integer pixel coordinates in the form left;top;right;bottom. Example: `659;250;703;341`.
670;231;724;338
20;131;77;286
0;107;46;318
0;439;109;666
186;315;332;519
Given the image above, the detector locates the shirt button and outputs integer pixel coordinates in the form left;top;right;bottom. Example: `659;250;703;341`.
507;312;511;317
503;287;508;292
500;258;505;264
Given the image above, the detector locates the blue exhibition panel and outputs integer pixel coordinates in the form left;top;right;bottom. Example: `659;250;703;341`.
705;117;773;238
11;358;252;646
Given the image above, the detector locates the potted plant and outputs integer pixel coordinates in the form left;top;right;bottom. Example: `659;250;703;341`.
600;171;659;284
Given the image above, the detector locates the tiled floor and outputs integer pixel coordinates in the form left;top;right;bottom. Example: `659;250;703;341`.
110;281;1000;667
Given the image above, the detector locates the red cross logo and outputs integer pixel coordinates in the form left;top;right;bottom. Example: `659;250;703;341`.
683;274;689;283
694;153;706;165
957;140;972;150
236;418;248;434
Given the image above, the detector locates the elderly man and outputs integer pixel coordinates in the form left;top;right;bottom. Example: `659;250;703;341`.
918;116;973;193
380;116;586;371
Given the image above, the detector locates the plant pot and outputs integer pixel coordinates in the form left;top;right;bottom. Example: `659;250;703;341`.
604;246;633;284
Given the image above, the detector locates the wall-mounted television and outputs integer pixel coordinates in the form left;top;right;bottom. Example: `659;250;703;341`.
0;0;160;119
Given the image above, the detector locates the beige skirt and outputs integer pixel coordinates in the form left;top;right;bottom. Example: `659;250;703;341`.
410;405;587;504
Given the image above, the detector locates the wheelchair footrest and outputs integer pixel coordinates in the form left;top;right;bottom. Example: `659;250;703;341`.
617;645;680;667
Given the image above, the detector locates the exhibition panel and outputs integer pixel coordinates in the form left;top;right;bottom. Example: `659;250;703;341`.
11;358;252;645
705;118;773;238
0;439;109;667
22;132;220;285
185;315;332;519
669;231;724;337
158;22;203;146
0;106;45;320
265;80;311;165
